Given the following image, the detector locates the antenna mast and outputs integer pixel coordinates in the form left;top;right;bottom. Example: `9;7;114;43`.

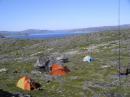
118;0;121;86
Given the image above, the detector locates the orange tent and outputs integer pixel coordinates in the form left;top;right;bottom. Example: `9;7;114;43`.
50;64;70;76
16;76;40;91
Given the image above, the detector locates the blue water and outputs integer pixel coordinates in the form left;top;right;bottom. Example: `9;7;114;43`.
6;32;87;39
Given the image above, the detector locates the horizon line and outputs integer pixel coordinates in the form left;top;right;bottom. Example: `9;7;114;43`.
0;24;130;32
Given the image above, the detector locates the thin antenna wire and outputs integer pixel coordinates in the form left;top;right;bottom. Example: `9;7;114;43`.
118;0;121;86
90;33;92;56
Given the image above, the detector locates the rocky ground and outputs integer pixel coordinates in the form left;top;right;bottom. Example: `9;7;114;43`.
0;29;130;97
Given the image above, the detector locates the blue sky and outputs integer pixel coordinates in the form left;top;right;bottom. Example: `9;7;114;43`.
0;0;130;31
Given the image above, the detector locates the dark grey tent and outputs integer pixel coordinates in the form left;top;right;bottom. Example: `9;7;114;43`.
34;56;50;72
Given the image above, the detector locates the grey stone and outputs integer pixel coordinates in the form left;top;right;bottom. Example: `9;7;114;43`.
0;68;8;73
31;70;42;75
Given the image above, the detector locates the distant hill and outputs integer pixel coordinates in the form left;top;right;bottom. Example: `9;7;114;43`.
69;24;130;33
0;29;51;36
0;24;130;37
